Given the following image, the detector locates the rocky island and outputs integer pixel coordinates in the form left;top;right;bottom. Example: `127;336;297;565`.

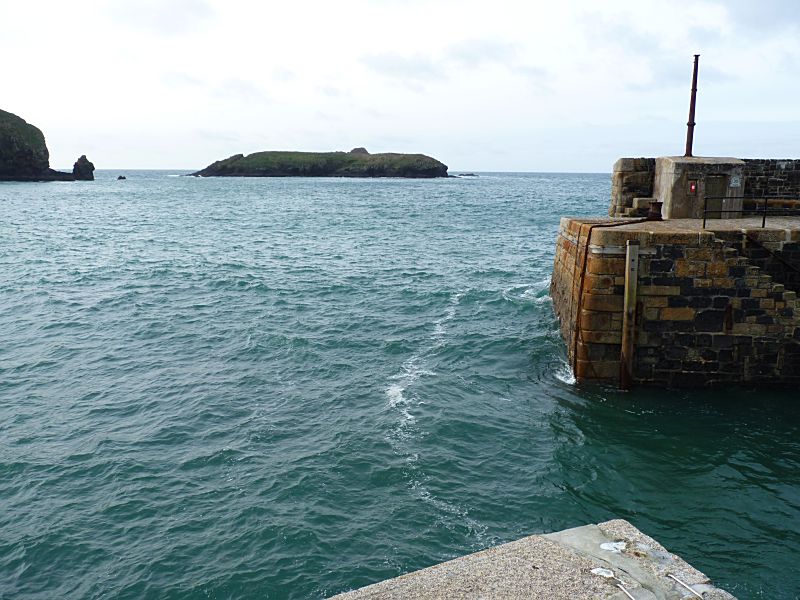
191;147;448;178
0;108;94;181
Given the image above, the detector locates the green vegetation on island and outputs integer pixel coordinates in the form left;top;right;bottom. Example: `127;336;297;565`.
0;108;95;181
191;147;448;178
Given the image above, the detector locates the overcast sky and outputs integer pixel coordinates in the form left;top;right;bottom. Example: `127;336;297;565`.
2;0;798;171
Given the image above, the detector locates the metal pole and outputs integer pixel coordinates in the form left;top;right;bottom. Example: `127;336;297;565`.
619;240;640;390
762;196;768;228
684;54;700;157
702;196;707;229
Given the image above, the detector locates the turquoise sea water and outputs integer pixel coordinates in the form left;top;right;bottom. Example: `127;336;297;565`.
1;171;798;599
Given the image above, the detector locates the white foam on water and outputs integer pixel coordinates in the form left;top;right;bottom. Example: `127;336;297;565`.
382;291;486;542
501;279;552;304
430;291;461;345
385;383;406;408
554;359;576;385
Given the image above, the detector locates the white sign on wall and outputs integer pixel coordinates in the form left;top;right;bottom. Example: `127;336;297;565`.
730;175;741;188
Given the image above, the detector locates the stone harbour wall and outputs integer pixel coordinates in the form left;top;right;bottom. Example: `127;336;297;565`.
717;230;800;294
550;218;800;387
610;157;800;217
609;158;655;217
742;159;800;198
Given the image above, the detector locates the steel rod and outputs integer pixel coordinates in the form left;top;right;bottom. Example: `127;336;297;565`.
684;54;700;157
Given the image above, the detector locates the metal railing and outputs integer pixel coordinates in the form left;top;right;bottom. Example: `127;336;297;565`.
702;196;800;228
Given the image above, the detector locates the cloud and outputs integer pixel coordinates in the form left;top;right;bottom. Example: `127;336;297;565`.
360;53;445;86
513;64;549;88
194;129;243;143
361;41;547;91
719;0;800;33
212;79;270;104
272;67;296;83
317;84;344;98
445;39;518;67
161;72;205;88
161;73;270;104
105;0;214;36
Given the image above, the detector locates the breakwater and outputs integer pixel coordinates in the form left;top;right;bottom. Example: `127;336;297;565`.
551;217;800;386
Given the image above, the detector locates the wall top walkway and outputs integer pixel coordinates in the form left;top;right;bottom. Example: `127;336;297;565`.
329;519;736;600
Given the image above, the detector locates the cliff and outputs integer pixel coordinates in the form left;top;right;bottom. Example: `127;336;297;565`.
0;109;94;182
191;148;448;178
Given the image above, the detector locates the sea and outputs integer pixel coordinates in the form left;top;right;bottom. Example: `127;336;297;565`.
1;171;798;600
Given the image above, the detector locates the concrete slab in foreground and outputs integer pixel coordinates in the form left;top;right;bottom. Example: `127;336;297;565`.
329;519;736;600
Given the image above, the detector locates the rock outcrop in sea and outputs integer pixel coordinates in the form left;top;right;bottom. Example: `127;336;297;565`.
73;155;95;181
0;108;94;181
191;147;448;178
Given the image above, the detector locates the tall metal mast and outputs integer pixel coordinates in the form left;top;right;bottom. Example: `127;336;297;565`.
684;54;700;157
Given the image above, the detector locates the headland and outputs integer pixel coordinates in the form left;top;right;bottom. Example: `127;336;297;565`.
0;108;94;182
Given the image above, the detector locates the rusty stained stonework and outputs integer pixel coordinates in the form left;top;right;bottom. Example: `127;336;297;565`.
550;218;800;387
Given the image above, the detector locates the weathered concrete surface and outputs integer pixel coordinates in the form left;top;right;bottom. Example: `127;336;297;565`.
329;519;735;599
654;157;745;220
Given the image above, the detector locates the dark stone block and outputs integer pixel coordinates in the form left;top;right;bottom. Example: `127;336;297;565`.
660;246;685;259
649;259;674;273
718;349;734;362
781;308;794;317
695;310;726;332
756;315;775;325
744;248;770;259
720;361;744;373
667;346;687;359
712;335;734;348
697;334;713;347
729;266;747;277
737;288;752;297
712;296;731;309
644;320;667;332
681;360;720;373
742;298;761;310
668;296;690;307
700;348;718;361
759;353;779;366
655;360;683;371
654;276;689;286
689;296;713;308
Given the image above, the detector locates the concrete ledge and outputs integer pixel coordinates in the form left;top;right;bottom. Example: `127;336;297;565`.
329;519;736;599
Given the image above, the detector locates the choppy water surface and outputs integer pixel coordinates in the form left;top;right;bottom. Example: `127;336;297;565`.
1;172;798;600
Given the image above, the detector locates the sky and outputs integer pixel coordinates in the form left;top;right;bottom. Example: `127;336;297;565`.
2;0;799;171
